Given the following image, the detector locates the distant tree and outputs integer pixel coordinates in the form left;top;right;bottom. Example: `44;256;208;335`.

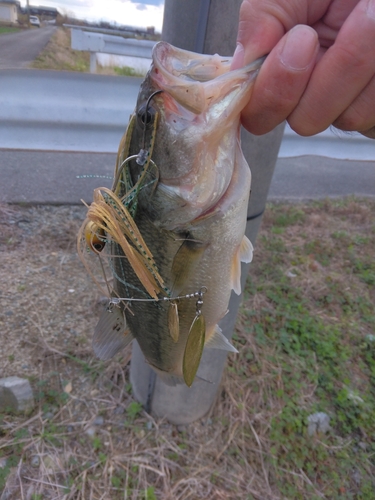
56;13;68;26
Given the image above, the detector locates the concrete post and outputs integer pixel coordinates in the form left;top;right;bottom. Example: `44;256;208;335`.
90;52;97;73
130;0;285;424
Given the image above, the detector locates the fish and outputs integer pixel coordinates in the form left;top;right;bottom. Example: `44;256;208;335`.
78;41;264;387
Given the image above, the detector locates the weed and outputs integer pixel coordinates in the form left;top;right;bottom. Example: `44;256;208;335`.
352;258;375;285
0;454;19;491
113;65;145;77
126;401;143;421
145;486;157;499
273;206;306;227
92;436;102;450
0;27;20;34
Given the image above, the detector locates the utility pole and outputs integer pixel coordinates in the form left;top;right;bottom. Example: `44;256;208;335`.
26;0;30;28
130;0;285;424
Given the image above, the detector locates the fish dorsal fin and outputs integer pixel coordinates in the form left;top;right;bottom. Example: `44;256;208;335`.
205;325;238;353
92;306;134;360
230;235;254;295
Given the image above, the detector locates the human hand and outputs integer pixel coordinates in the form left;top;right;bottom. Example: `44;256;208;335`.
232;0;375;139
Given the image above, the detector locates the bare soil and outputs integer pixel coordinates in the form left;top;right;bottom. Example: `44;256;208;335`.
0;198;374;499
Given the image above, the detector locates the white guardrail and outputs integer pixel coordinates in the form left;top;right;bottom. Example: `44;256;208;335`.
69;26;156;73
281;124;375;161
0;69;142;152
1;45;375;159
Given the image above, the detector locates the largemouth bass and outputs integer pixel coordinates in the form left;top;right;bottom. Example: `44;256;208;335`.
78;42;263;387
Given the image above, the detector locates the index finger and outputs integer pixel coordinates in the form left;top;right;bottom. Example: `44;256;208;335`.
289;0;375;134
232;0;331;68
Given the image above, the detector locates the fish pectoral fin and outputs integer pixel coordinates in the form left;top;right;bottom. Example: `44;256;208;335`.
240;235;253;263
230;248;241;295
205;325;238;353
168;301;179;343
92;307;134;360
230;235;254;295
171;238;206;295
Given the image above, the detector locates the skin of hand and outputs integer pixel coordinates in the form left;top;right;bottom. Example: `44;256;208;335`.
232;0;375;139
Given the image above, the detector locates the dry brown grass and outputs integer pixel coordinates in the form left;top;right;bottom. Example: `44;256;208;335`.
31;28;90;72
31;27;146;76
0;198;374;499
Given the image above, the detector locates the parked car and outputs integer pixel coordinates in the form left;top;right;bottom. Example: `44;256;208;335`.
30;16;40;28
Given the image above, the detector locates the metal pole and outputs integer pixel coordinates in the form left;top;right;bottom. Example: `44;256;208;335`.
26;0;30;28
90;52;97;73
194;0;211;53
130;0;285;424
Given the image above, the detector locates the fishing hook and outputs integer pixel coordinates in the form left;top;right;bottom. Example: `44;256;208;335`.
112;155;158;194
137;89;163;165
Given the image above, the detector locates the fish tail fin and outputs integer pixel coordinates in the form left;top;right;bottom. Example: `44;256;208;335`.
92;306;134;360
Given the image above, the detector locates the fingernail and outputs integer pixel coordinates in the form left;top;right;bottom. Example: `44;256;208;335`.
367;0;375;19
231;43;244;70
280;25;318;71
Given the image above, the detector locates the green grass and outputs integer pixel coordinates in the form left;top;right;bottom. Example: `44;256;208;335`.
233;198;375;498
0;26;20;35
113;65;145;77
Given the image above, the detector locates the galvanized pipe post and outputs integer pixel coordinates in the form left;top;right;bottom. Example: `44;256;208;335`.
90;52;97;73
130;0;285;424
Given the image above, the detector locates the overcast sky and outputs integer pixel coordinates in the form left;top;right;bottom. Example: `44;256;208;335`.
20;0;165;31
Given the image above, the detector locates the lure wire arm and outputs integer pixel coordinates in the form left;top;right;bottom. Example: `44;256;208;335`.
108;286;208;306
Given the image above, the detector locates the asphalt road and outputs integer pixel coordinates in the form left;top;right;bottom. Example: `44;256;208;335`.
0;25;55;69
0;150;374;205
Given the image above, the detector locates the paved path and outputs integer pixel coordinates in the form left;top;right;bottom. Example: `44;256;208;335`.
0;150;374;205
269;156;375;201
0;150;114;204
0;26;55;69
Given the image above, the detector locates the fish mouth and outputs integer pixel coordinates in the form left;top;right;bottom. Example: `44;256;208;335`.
150;42;264;114
152;42;232;83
